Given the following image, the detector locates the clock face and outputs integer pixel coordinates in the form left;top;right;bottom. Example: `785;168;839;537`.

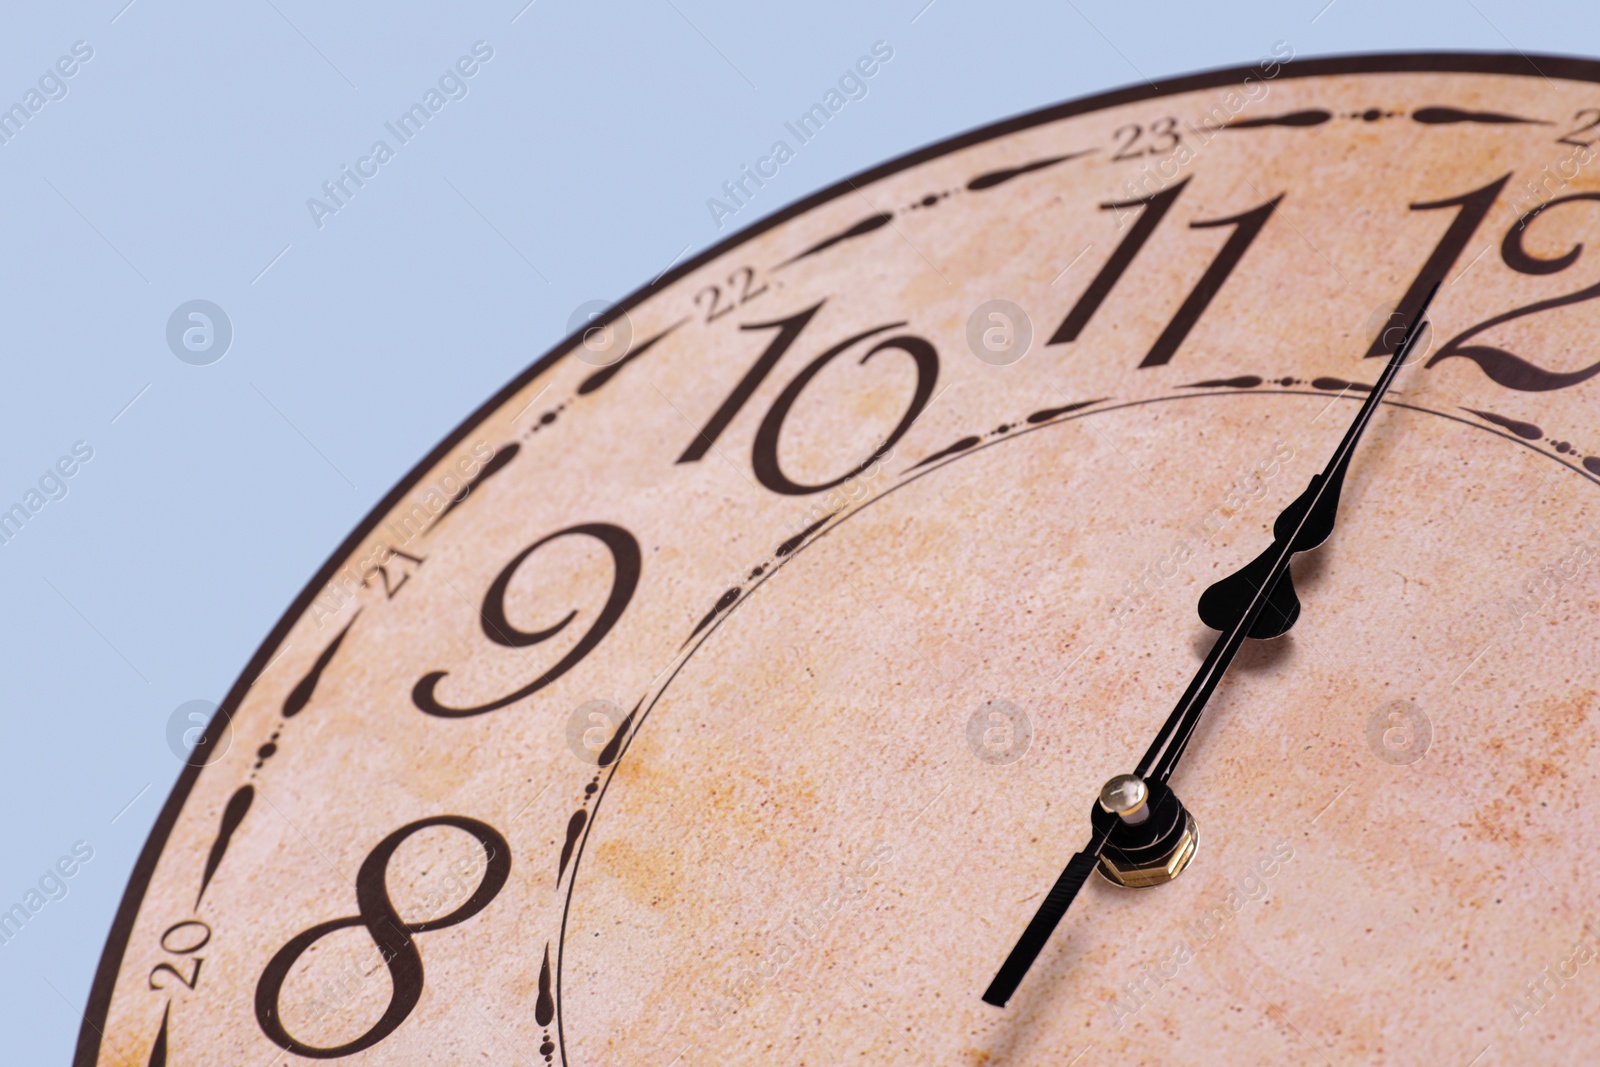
83;55;1600;1066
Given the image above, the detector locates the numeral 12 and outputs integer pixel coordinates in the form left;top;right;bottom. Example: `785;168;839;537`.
1365;174;1507;357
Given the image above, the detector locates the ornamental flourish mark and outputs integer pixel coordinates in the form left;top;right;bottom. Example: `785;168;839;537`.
1177;374;1600;479
777;149;1097;267
1225;105;1550;129
908;397;1111;472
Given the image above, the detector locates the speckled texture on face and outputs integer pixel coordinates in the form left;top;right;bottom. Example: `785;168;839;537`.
92;63;1600;1066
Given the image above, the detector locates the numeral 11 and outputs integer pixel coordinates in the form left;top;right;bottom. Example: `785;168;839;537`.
1049;177;1282;367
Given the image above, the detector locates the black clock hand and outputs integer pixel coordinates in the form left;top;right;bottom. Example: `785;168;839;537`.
982;283;1439;1009
1141;279;1438;783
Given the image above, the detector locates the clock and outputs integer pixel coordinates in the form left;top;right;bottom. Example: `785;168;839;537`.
80;53;1600;1066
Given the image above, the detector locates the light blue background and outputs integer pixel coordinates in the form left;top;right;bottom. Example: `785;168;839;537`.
1;1;1594;1061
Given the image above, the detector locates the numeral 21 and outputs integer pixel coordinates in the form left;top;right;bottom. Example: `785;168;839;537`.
1049;176;1281;367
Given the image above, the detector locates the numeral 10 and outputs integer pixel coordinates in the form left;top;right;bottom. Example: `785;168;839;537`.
675;303;939;496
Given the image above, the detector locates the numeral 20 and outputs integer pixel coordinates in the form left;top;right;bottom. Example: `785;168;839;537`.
148;919;210;991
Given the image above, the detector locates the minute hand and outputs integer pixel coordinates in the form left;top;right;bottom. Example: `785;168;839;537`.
981;286;1438;1009
1138;280;1439;784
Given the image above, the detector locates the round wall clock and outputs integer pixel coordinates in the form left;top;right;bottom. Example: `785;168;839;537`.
80;54;1600;1066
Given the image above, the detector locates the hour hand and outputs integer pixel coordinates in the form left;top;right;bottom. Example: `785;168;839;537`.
1196;450;1351;639
1197;540;1302;639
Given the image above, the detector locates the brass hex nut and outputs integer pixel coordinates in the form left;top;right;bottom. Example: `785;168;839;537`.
1097;812;1198;888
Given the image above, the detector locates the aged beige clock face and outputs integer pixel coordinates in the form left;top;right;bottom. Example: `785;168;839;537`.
82;56;1600;1067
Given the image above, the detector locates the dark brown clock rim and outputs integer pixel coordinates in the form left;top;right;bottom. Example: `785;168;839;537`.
73;50;1600;1066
